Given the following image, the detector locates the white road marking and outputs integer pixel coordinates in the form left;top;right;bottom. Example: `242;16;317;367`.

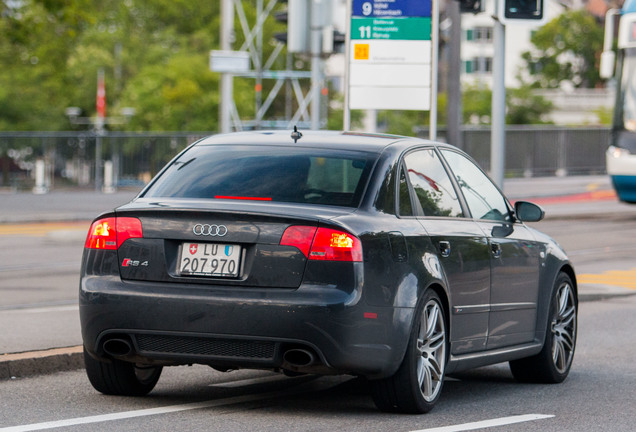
0;379;331;432
1;305;79;314
410;414;555;432
211;373;289;388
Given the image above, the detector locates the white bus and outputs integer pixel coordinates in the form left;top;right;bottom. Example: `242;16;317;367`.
602;0;636;203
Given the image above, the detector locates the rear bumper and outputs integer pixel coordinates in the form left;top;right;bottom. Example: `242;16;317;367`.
79;276;413;379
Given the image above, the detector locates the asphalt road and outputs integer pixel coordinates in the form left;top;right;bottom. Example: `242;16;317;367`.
1;296;634;431
1;176;636;430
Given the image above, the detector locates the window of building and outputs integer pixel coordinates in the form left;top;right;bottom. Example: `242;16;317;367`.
465;27;493;43
463;57;493;74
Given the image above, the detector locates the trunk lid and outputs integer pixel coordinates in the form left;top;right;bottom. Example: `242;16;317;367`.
114;200;356;289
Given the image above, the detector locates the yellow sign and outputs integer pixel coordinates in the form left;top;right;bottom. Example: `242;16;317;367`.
354;43;369;60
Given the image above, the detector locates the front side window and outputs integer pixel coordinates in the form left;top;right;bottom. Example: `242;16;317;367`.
143;145;376;208
403;149;463;217
441;150;510;222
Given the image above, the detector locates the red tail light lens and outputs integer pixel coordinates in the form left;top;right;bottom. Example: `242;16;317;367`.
280;226;317;258
85;217;143;250
280;226;362;262
309;228;362;262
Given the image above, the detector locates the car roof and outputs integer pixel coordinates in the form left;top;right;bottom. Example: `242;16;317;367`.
194;130;446;153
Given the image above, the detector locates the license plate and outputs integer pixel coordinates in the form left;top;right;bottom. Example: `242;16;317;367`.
179;243;241;277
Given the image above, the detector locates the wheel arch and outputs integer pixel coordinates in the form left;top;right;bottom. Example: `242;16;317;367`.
535;263;578;348
559;264;578;301
425;282;451;330
388;280;450;376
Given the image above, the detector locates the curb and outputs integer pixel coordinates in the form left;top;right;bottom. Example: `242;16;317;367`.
0;346;83;380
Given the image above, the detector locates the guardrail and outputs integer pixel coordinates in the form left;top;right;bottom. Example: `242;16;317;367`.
1;127;610;193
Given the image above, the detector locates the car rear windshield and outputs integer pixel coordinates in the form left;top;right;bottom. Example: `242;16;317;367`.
142;145;377;207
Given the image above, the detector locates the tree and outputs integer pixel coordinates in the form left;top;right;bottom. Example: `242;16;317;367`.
521;9;604;89
506;86;554;124
0;0;281;132
461;84;553;125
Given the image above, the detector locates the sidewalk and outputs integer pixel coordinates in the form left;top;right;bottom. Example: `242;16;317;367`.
1;177;635;379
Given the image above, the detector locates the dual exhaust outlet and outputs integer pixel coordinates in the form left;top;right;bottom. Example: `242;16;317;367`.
102;337;319;369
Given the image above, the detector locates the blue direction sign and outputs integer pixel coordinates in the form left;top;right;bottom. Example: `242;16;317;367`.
352;0;431;17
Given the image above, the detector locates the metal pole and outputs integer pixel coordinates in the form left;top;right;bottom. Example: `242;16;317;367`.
255;0;263;129
364;109;377;133
343;0;352;131
95;69;105;192
220;0;234;134
491;18;506;188
429;0;440;141
310;0;324;130
446;0;462;148
95;128;103;192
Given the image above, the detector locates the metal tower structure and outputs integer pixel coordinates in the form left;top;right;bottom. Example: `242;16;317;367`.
217;0;330;132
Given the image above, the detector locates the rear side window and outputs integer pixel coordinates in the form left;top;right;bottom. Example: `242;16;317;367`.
403;149;463;217
143;145;376;207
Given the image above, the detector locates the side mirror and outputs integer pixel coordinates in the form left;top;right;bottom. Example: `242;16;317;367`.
514;201;545;222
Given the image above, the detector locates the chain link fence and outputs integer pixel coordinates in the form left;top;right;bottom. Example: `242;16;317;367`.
1;127;610;193
454;126;610;178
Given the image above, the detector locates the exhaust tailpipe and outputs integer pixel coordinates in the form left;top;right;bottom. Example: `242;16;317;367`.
102;338;133;357
283;348;317;367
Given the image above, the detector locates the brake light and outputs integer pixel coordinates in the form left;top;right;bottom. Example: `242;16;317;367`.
280;226;317;257
280;226;362;262
215;195;272;201
85;217;143;250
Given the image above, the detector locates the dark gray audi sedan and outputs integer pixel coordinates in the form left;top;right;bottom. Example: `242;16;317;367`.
80;130;577;413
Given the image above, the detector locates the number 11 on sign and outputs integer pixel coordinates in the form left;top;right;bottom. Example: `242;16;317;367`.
358;25;371;39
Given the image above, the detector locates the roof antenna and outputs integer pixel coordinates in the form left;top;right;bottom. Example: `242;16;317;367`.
291;125;302;143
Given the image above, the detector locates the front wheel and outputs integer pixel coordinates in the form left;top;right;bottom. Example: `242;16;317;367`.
510;272;577;383
370;290;447;413
84;347;162;396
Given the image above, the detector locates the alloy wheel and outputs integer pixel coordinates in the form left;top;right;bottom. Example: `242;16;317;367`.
416;299;447;402
551;281;577;374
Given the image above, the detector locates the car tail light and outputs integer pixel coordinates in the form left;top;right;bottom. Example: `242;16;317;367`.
85;217;143;250
280;226;317;258
280;226;362;262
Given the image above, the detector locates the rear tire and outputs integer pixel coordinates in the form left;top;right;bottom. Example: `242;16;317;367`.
84;347;162;396
510;272;577;383
370;290;447;414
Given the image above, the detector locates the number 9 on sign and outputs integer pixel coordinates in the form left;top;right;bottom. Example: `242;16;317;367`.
362;2;372;16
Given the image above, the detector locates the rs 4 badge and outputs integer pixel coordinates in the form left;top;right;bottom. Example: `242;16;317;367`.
122;259;149;267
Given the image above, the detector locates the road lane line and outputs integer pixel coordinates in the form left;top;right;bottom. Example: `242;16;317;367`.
410;414;554;432
0;222;89;237
0;300;77;312
0;379;330;432
1;305;79;314
578;267;636;290
211;373;291;388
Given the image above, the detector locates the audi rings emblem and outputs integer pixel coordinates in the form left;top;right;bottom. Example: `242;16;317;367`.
193;224;228;237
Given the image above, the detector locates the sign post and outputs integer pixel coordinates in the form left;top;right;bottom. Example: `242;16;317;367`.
344;0;438;139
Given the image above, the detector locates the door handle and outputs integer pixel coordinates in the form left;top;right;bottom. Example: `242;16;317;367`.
438;241;451;258
491;242;502;258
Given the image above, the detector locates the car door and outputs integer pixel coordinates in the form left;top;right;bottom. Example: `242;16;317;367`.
440;149;541;350
401;148;491;355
